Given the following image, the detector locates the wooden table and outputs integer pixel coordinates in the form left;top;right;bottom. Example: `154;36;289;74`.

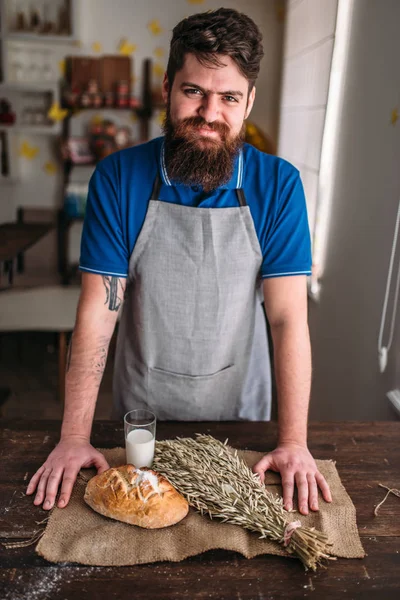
0;420;399;599
0;222;53;286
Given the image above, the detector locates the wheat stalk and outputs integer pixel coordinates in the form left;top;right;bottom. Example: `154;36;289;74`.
154;434;334;571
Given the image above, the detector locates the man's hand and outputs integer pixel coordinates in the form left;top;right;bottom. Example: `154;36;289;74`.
252;443;332;515
26;436;110;510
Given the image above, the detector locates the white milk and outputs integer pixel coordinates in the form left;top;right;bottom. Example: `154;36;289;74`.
125;428;155;468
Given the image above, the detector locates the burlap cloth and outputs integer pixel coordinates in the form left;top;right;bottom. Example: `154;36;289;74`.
36;446;365;566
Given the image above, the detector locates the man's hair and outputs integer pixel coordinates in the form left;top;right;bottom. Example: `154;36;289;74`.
166;8;264;91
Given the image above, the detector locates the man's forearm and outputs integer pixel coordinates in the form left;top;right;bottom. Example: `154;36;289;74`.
60;274;125;440
270;321;312;447
61;324;114;440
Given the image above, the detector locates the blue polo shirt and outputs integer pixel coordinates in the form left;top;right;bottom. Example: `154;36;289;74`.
79;136;312;279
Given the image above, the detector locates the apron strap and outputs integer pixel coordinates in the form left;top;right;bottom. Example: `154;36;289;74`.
151;174;162;200
236;188;247;207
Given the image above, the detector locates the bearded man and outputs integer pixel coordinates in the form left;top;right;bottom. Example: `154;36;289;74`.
27;8;332;516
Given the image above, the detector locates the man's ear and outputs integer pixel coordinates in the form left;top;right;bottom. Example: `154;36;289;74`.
244;86;256;120
162;74;169;104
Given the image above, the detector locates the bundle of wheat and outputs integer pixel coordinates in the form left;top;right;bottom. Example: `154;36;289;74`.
154;434;334;570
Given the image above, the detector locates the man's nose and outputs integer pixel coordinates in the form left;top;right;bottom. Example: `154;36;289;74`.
199;94;219;123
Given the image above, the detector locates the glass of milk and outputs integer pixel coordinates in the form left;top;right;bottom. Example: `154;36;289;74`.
124;409;156;468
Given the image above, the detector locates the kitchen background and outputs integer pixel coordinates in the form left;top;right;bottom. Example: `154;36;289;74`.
0;0;399;422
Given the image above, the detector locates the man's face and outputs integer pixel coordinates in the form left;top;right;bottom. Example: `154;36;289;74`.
161;53;255;191
163;53;255;147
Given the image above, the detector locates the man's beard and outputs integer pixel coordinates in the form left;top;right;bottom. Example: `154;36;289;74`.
162;106;244;192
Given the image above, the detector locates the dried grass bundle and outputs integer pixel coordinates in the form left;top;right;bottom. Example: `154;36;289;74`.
154;434;334;570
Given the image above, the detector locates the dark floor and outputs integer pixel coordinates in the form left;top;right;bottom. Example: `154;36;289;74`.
0;331;114;420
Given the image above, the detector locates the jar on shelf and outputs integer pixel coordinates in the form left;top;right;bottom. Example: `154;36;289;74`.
92;93;104;108
80;92;91;108
38;50;56;81
41;0;58;34
14;0;30;32
116;80;129;96
116;96;129;108
29;4;41;33
103;120;117;137
58;0;71;35
129;96;141;109
64;87;80;109
10;48;25;82
25;48;41;82
87;79;99;95
104;91;114;107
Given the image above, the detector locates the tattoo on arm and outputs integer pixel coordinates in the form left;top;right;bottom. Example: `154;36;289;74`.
91;346;108;381
102;276;125;311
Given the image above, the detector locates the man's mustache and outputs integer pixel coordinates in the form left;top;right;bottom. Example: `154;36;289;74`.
174;116;230;138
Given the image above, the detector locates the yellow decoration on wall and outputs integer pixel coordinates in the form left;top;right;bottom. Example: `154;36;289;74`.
48;102;69;122
245;122;276;155
187;0;205;4
130;113;138;123
92;41;103;53
118;38;137;55
157;109;166;126
148;20;163;36
154;47;165;59
19;142;39;160
58;59;66;76
391;107;398;126
153;62;165;78
44;161;57;175
91;114;104;125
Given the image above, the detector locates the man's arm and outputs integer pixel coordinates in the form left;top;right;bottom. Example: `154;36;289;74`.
26;272;126;510
252;275;332;515
61;273;125;439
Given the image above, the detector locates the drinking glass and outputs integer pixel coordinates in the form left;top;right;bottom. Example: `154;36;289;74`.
10;48;24;82
26;49;39;82
124;409;156;468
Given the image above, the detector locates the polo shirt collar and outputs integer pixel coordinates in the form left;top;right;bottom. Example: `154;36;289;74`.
160;139;244;190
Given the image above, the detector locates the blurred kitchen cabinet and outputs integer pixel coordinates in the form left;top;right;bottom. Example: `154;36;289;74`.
0;0;78;186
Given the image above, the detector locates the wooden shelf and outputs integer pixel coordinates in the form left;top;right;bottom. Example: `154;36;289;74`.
0;124;60;134
63;106;143;114
0;176;19;185
65;160;96;167
57;56;155;285
0;81;59;92
0;80;61;135
5;32;78;44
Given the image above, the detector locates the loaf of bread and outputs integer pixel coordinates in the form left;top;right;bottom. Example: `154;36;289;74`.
84;464;189;529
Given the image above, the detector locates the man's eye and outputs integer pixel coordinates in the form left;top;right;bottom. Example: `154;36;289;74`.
185;88;202;96
224;95;238;103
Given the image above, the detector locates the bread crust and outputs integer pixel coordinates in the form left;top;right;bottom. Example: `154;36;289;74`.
84;464;189;529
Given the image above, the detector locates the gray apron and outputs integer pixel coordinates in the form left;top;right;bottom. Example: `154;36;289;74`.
113;175;271;421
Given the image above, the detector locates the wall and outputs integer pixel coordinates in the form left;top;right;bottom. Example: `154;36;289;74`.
307;0;400;420
2;0;285;268
278;0;338;238
77;0;284;143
